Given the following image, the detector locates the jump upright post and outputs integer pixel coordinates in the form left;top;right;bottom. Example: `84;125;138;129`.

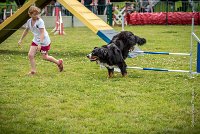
127;18;200;77
189;17;200;76
197;42;200;73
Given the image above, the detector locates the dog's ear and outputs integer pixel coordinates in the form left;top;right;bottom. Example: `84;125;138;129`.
135;36;146;46
94;47;98;49
97;49;108;59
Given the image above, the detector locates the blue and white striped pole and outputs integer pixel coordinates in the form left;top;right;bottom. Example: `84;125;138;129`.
133;51;190;56
127;66;190;73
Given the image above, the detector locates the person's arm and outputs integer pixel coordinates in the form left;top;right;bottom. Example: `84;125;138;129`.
18;28;29;46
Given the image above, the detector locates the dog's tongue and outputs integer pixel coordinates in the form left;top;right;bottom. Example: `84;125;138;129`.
90;58;97;61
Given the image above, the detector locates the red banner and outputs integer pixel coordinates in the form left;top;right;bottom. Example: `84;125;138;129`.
127;12;200;25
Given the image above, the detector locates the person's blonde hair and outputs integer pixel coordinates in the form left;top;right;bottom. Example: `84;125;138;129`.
28;6;41;15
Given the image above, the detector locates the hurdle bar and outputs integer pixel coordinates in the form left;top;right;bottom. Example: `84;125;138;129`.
127;66;190;73
127;44;199;75
132;51;191;56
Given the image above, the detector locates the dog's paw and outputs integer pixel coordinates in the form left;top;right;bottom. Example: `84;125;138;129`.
122;73;127;77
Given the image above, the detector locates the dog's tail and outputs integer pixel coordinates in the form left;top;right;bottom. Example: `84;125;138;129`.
135;36;146;46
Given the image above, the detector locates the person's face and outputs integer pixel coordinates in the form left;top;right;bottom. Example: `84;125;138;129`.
29;11;39;20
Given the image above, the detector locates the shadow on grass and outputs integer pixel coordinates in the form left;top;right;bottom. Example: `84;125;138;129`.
0;49;88;58
89;71;144;82
0;49;27;55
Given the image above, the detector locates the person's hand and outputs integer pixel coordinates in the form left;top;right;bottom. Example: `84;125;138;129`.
90;3;98;6
37;45;41;51
18;39;22;48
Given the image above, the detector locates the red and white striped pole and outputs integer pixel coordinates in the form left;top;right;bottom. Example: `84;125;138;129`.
51;6;65;35
51;6;60;34
59;10;65;35
55;6;59;33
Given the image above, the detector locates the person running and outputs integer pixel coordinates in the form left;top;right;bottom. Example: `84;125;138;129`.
18;5;63;75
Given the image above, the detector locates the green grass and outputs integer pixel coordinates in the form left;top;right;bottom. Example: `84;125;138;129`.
0;25;200;133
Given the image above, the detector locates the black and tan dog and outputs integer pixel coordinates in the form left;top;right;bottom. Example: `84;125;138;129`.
87;31;146;77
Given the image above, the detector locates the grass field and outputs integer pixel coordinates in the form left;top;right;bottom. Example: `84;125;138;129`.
0;25;200;133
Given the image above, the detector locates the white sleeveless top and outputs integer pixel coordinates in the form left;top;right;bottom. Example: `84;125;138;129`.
26;18;51;46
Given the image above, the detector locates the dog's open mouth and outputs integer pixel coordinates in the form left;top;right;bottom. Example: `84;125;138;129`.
87;54;99;61
129;46;135;52
89;56;98;61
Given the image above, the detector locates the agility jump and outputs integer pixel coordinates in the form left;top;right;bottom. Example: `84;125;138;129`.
51;5;65;35
127;18;200;77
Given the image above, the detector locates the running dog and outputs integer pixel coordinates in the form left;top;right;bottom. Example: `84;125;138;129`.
87;31;146;77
